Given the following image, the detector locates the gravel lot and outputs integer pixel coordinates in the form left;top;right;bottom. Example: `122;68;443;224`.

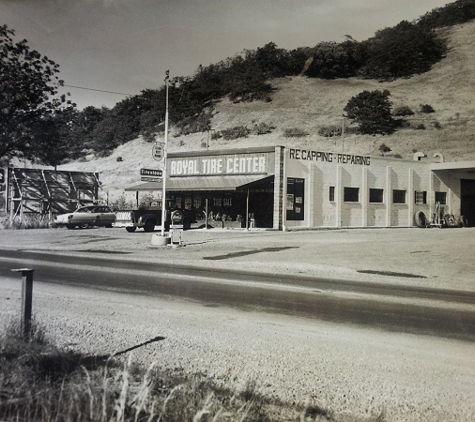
1;226;475;421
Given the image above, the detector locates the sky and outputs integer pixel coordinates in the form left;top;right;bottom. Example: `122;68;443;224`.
1;0;451;109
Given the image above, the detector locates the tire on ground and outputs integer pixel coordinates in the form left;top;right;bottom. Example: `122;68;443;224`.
126;226;137;233
444;214;458;228
414;210;427;228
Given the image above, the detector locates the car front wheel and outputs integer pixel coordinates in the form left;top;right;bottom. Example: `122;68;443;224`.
66;224;76;230
126;226;137;233
79;223;89;229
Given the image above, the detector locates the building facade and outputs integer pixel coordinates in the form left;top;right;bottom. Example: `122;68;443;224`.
127;146;475;230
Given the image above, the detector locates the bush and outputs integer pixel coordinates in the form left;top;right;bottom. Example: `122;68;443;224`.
220;126;251;140
393;106;414;116
251;122;275;135
318;125;342;137
0;213;51;230
283;128;309;138
109;195;134;211
420;104;435;113
379;143;392;155
211;131;222;140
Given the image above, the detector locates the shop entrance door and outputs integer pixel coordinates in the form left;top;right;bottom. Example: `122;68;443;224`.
461;179;475;226
248;191;274;228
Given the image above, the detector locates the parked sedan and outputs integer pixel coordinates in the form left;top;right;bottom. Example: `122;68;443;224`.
54;205;116;229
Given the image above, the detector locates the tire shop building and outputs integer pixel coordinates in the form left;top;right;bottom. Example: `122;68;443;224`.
125;145;475;230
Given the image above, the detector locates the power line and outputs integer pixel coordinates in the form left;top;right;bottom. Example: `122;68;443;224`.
63;84;134;96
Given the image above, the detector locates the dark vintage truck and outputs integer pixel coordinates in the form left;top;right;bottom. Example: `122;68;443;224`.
113;208;195;232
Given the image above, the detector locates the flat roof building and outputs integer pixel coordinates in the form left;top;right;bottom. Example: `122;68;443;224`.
126;146;475;230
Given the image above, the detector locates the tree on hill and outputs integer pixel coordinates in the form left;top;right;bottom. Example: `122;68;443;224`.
304;40;360;79
358;21;446;80
0;24;74;162
344;90;395;135
417;0;475;29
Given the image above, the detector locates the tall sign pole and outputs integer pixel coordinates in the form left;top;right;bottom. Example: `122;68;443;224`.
160;70;170;236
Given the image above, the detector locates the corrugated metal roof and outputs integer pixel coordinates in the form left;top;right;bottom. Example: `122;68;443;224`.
125;174;274;191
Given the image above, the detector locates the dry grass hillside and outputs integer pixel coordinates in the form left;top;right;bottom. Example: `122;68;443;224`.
60;21;475;202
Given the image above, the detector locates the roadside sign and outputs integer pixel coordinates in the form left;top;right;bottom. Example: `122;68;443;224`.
141;177;162;182
140;168;162;177
152;144;164;161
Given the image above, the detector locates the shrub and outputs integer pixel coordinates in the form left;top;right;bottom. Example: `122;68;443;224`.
138;193;156;209
420;104;435;113
251;122;275;135
0;213;51;230
211;131;222;140
116;156;123;162
220;126;251;140
393;106;414;116
318;125;342;137
109;194;134;211
379;143;392;155
283;128;309;138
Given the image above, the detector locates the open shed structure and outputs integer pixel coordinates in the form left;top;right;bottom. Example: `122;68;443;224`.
2;167;101;222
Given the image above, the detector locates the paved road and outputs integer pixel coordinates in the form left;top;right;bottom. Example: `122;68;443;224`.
1;248;475;342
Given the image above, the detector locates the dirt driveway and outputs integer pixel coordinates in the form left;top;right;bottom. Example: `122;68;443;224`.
1;226;474;292
1;226;475;421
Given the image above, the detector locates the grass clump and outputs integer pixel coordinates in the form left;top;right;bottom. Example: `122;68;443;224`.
0;212;51;230
0;320;304;421
283;127;309;138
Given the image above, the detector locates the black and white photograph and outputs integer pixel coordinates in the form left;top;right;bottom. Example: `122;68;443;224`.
1;0;475;420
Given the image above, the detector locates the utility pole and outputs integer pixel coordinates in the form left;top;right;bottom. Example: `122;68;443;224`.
160;70;170;237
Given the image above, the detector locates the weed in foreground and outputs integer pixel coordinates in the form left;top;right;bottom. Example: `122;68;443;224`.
0;321;282;421
0;321;388;421
0;212;51;230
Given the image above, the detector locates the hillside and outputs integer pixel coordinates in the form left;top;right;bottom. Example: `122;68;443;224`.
60;21;475;202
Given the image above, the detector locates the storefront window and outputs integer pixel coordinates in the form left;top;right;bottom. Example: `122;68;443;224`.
369;188;384;203
286;178;305;220
329;186;335;202
435;191;447;205
414;191;427;205
344;187;359;202
393;189;406;204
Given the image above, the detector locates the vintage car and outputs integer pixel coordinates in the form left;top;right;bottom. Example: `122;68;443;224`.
54;205;116;229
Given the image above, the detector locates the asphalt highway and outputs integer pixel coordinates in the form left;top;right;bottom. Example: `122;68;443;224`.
1;248;474;342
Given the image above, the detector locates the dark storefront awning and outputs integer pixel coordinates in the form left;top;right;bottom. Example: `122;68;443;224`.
125;174;274;192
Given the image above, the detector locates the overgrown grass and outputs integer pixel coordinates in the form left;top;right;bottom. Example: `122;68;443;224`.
2;320;352;421
0;212;51;230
